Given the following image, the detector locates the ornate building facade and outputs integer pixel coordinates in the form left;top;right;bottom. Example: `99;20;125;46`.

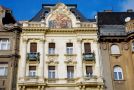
17;3;104;90
0;6;21;90
98;11;134;90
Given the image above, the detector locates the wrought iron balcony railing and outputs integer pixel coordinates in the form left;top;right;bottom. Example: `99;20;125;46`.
27;52;40;61
83;53;95;61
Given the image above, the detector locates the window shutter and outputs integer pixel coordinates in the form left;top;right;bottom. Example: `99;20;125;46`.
66;43;73;47
29;66;36;70
86;66;92;74
30;43;37;52
67;66;74;72
49;43;55;48
84;43;91;53
49;66;55;70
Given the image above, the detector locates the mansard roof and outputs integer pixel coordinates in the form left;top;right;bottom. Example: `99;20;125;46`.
30;3;87;22
99;25;126;36
98;12;134;25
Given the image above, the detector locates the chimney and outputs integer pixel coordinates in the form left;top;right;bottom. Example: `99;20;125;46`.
104;10;112;12
127;9;133;12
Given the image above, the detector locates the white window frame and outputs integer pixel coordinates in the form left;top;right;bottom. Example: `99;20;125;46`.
0;64;8;76
29;66;36;77
0;39;10;50
114;66;123;80
66;47;73;54
111;45;120;54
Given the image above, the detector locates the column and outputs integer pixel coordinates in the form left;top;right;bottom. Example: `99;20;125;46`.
19;39;27;81
77;38;83;80
38;39;45;83
93;41;101;76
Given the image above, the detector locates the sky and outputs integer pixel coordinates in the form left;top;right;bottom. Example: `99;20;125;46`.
0;0;134;20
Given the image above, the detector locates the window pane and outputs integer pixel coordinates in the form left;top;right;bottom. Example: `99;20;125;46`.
0;39;10;50
1;43;6;50
114;72;118;80
118;72;123;80
49;48;55;54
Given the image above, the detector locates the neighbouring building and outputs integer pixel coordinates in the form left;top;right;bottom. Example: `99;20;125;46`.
17;3;104;90
0;6;21;90
98;10;134;90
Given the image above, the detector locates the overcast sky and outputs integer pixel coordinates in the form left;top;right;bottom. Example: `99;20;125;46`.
0;0;134;20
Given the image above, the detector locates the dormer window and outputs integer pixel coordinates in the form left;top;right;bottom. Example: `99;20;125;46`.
111;44;120;54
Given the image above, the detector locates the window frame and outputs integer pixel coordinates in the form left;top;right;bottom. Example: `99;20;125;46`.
48;43;55;54
0;38;10;50
48;66;55;79
67;66;74;79
111;44;121;55
29;66;36;77
0;63;8;76
66;43;73;54
113;66;124;80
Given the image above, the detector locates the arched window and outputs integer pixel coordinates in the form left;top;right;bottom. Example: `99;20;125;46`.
111;45;120;54
114;66;123;80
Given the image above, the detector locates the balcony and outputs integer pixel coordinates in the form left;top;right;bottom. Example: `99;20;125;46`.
83;53;95;61
27;52;40;61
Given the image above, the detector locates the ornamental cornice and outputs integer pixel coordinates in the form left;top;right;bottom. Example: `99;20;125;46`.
22;27;97;34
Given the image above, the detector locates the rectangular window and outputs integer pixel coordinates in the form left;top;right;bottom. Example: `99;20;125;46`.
67;66;74;79
48;43;55;54
0;62;8;76
48;66;55;79
29;66;36;77
66;43;73;54
86;66;93;77
30;43;37;52
84;43;91;53
0;38;10;50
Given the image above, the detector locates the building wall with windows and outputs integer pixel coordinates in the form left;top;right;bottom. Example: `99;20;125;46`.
98;11;134;90
0;6;21;90
17;3;104;90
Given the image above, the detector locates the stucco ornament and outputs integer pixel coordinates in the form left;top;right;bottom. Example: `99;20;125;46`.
46;3;77;28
